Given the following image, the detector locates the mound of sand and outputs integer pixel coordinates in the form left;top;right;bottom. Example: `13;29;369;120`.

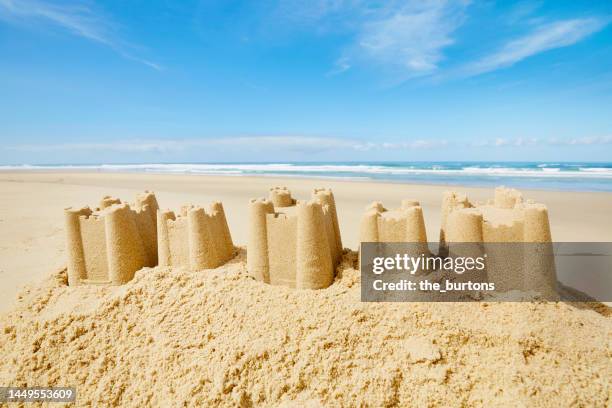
0;250;610;407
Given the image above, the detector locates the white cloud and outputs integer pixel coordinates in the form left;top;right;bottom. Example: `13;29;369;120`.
548;135;612;146
4;136;452;154
0;0;161;70
381;139;448;149
354;0;469;76
503;1;543;25
459;18;607;77
10;134;611;156
274;1;470;78
472;135;612;148
328;56;351;76
284;2;607;81
275;0;353;23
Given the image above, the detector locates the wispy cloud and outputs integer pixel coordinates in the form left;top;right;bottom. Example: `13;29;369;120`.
458;17;608;77
6;135;611;155
4;136;447;154
0;0;161;70
273;1;470;78
282;2;608;81
275;0;354;24
328;56;351;76
547;135;612;146
503;0;543;25
471;135;612;148
353;0;470;77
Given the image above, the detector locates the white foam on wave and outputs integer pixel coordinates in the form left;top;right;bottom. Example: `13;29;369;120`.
578;167;612;173
1;163;612;179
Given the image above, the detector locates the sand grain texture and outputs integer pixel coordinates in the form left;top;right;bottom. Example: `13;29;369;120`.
1;251;610;407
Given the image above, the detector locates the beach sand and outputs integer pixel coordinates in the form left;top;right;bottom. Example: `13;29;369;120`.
0;171;610;406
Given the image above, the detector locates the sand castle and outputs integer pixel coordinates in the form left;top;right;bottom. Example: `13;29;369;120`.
440;186;557;298
358;187;557;300
64;192;159;286
248;187;342;289
157;202;234;271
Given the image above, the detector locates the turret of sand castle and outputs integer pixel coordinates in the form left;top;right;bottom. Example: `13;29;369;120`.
157;202;234;271
359;199;430;274
248;187;342;289
360;199;428;243
64;191;159;286
440;186;557;298
440;187;552;245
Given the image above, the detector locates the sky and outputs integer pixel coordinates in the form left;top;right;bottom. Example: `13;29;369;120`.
0;0;611;164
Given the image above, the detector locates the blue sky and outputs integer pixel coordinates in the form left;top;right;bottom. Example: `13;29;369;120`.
0;0;611;163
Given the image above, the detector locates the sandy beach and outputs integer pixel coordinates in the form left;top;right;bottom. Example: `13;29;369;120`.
0;171;611;406
1;171;612;312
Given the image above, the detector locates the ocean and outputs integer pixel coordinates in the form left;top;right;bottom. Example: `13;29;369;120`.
2;162;612;192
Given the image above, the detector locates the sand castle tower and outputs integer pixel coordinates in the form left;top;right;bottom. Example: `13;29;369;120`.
248;187;342;289
64;191;159;286
359;199;428;243
359;199;429;273
440;187;552;244
441;187;557;298
157;202;234;271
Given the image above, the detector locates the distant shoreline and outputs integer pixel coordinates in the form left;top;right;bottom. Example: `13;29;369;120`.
2;161;612;192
